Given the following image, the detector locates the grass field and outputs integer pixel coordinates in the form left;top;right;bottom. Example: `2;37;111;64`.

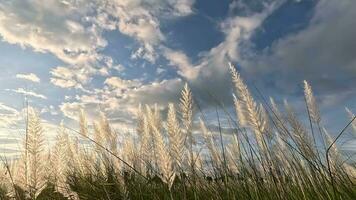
0;63;355;200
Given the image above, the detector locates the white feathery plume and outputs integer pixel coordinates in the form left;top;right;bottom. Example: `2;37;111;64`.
136;104;145;137
136;104;147;173
98;113;121;173
274;132;292;173
1;160;18;197
24;108;47;198
145;105;174;185
145;104;154;123
153;104;162;130
99;112;118;154
192;151;204;175
141;115;152;169
122;135;140;171
343;164;356;179
0;162;9;190
145;105;159;166
180;83;194;171
230;134;240;161
93;122;103;153
136;104;149;172
322;127;355;177
270;97;288;139
93;121;108;172
180;83;193;140
229;63;269;154
226;147;239;173
145;104;162;132
200;119;221;166
79;109;88;137
167;103;186;170
260;103;272;140
151;125;175;188
233;94;247;127
270;97;282;119
51;123;74;197
345;107;356;136
303;80;321;123
226;134;240;173
284;100;316;161
76;110;91;172
322;128;340;169
68;136;82;172
15;151;28;190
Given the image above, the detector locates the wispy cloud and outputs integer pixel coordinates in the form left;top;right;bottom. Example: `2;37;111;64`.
16;73;40;83
0;102;22;128
7;88;47;100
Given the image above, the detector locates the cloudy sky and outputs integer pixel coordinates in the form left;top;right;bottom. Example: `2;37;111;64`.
0;0;355;155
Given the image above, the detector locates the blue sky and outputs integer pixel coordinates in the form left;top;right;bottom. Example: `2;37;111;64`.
0;0;355;155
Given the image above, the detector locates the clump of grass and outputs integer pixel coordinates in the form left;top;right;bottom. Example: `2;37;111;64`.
0;63;355;200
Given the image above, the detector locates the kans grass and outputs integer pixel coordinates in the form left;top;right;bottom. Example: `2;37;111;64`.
0;63;355;200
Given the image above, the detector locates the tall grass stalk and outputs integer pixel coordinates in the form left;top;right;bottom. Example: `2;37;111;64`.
0;64;355;199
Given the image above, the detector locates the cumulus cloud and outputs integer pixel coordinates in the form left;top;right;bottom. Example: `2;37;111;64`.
158;0;356;112
60;101;84;121
158;2;280;105
41;105;59;116
0;0;196;91
104;77;141;90
0;0;284;133
59;78;184;129
241;0;356;102
50;66;95;89
0;0;107;65
163;48;200;79
160;1;283;106
0;0;116;94
124;78;183;106
172;0;195;16
65;0;281;125
102;0;196;63
16;73;40;83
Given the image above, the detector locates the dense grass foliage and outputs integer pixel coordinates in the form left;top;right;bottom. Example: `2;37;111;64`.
0;63;355;199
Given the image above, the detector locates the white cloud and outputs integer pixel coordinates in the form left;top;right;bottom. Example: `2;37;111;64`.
172;0;195;16
41;105;59;116
59;101;84;121
50;66;94;89
1;0;290;133
0;0;106;65
163;48;200;79
157;1;283;107
216;2;280;63
0;102;22;128
56;0;280;128
0;0;116;91
59;78;183;129
104;77;141;90
112;64;125;72
242;0;356;96
16;73;40;83
0;0;196;90
125;78;183;106
102;0;196;63
8;88;47;100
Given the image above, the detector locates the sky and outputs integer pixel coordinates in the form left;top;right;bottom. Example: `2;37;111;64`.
0;0;355;156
